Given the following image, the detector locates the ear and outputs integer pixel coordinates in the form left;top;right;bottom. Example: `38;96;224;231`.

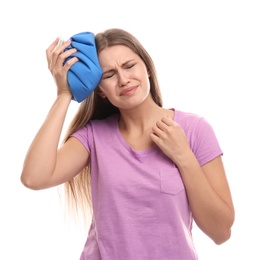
147;69;151;77
97;87;107;98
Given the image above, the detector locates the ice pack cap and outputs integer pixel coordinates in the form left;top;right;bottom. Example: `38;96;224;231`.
64;31;102;103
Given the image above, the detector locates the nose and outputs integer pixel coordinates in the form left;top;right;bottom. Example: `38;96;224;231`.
117;69;129;87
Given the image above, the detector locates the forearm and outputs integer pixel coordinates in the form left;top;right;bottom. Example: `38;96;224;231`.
177;152;234;244
21;94;72;189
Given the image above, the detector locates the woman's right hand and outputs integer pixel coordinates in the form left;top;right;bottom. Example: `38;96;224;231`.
21;38;88;190
46;38;78;98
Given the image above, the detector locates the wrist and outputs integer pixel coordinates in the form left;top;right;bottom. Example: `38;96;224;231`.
56;91;72;102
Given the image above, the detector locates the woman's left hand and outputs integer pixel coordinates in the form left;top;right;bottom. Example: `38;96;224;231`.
151;116;191;165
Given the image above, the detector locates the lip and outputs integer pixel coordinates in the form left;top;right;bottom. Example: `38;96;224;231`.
120;86;138;96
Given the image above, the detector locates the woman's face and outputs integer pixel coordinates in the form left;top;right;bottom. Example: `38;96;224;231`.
98;45;150;109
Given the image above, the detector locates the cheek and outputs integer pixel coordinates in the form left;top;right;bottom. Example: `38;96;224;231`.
142;73;151;90
98;86;108;98
136;66;150;83
98;84;116;99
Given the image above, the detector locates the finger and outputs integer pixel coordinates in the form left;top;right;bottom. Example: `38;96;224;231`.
155;119;168;132
161;116;174;126
150;132;159;144
48;40;73;70
55;47;78;68
46;38;60;63
152;125;165;138
50;41;72;64
62;56;79;72
53;39;71;55
155;116;174;132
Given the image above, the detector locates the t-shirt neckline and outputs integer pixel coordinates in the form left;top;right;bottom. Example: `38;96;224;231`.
115;108;176;157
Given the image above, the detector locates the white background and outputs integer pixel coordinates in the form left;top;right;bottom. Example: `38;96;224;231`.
1;0;262;259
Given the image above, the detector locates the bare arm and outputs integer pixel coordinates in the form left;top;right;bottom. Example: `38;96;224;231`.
177;153;234;244
21;38;89;190
21;96;89;189
151;116;235;244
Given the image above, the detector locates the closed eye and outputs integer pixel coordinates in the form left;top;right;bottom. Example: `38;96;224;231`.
103;73;114;79
102;70;115;80
102;63;136;79
125;63;135;69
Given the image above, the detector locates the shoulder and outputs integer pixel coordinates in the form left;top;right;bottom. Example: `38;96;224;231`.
71;114;119;151
173;109;206;131
172;109;222;164
75;113;119;138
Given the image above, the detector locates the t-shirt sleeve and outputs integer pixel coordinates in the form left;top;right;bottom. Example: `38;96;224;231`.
189;117;223;166
71;124;91;153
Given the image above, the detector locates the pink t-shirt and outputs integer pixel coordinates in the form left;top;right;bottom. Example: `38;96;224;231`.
71;109;222;260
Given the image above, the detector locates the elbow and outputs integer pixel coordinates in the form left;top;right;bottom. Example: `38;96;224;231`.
213;228;232;245
213;215;235;245
21;175;39;190
20;171;45;190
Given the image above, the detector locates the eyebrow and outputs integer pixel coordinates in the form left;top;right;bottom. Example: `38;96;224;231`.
102;68;115;76
102;59;135;75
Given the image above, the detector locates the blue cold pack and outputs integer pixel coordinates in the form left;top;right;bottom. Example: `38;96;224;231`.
64;32;102;103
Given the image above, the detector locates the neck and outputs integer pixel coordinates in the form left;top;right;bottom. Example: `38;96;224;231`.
118;100;171;134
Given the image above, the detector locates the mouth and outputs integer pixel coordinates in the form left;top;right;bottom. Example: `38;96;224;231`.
120;86;138;96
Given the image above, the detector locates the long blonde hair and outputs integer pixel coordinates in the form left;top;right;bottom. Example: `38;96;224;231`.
62;28;163;220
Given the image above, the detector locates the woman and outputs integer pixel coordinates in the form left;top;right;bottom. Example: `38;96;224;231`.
21;28;235;259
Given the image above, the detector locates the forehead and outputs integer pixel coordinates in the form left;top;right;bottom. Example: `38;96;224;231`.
98;45;138;69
